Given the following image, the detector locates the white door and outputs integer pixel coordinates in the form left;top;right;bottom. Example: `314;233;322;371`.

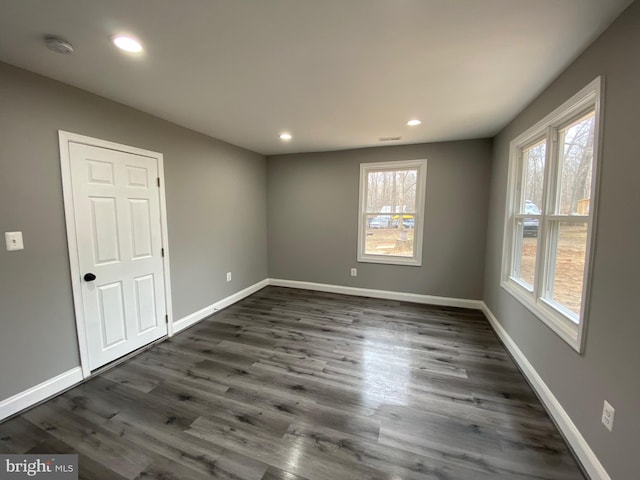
69;142;167;370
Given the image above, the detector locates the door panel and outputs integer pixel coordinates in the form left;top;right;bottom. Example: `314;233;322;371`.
129;199;152;258
134;274;158;333
126;165;149;187
97;282;127;348
87;159;115;185
90;197;120;264
69;142;167;370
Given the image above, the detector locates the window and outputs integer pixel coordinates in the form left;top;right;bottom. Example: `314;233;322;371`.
358;159;427;266
502;77;602;352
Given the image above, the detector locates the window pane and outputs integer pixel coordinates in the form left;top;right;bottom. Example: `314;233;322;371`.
557;111;595;215
521;140;546;213
367;169;418;214
513;218;538;288
549;222;588;319
365;214;414;257
359;160;426;265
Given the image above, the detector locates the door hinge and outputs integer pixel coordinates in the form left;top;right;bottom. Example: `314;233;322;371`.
157;177;160;187
161;247;165;257
165;314;169;323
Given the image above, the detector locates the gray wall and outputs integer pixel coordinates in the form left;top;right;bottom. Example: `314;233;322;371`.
3;2;637;473
484;2;640;478
0;62;267;400
267;140;492;300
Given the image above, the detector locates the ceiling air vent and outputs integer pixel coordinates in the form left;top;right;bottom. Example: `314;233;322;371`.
379;136;402;142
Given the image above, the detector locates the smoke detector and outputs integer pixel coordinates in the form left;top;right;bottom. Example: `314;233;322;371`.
45;35;74;54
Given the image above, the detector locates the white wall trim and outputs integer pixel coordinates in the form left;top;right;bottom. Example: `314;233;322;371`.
0;368;83;421
0;280;269;420
267;277;609;479
481;302;609;480
0;275;607;480
172;279;269;334
268;278;483;310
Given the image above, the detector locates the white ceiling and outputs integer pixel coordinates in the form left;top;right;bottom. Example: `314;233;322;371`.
0;0;633;155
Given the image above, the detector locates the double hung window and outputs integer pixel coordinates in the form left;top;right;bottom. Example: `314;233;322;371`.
358;160;427;266
503;78;602;351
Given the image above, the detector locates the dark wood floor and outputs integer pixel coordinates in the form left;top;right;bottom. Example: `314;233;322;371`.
0;287;585;480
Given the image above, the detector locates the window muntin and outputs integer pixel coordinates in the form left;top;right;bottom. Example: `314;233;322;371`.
502;78;601;352
358;160;427;266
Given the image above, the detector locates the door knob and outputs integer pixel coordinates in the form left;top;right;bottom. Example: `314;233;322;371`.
84;273;96;282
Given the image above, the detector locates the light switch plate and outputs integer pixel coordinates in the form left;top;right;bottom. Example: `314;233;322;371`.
5;231;24;251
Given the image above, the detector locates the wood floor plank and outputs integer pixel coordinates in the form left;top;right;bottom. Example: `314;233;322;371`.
221;384;382;442
23;401;151;479
283;421;500;480
24;434;130;480
261;465;311;480
0;416;46;454
0;286;584;479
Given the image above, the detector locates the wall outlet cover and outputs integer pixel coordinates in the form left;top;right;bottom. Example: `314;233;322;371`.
5;231;24;251
601;400;615;432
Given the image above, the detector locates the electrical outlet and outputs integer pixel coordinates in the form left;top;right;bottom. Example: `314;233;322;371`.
601;400;615;432
226;272;232;282
350;268;357;277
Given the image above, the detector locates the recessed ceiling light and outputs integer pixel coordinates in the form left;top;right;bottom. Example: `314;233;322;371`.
407;119;422;126
279;133;292;141
111;35;143;53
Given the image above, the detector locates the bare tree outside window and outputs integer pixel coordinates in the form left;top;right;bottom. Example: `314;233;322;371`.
558;112;595;215
367;169;417;213
522;140;546;211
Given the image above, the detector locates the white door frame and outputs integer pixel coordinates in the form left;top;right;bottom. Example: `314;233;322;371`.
59;131;174;378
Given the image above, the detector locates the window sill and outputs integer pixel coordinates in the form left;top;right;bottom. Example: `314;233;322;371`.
357;254;422;266
501;278;583;353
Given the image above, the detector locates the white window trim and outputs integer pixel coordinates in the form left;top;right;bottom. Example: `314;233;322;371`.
357;159;427;266
501;77;603;353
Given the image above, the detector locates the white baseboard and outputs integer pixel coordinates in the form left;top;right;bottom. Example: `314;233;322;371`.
0;278;608;480
481;303;609;480
268;278;484;310
0;280;269;421
0;367;83;421
173;279;269;334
